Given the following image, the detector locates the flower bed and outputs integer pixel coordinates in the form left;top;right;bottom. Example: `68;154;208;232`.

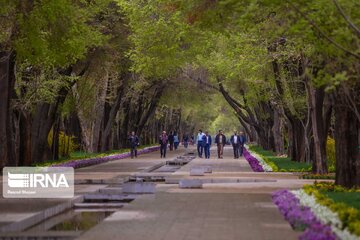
52;146;160;169
248;145;311;172
301;173;335;180
243;147;272;172
303;183;360;238
273;184;360;240
272;189;337;239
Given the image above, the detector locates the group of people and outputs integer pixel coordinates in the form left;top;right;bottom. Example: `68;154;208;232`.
167;131;180;151
196;129;246;159
158;131;194;158
130;129;246;160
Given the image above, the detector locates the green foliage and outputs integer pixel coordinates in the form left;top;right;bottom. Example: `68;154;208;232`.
48;130;78;158
0;0;17;46
304;182;360;235
15;63;77;107
326;137;336;173
249;145;312;172
325;192;360;211
35;144;154;167
15;0;107;67
117;0;193;78
301;173;335;180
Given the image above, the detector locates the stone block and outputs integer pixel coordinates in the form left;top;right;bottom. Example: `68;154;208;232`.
203;166;212;173
190;168;205;176
122;182;156;194
179;179;203;188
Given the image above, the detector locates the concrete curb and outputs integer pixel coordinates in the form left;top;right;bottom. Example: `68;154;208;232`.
0;195;83;233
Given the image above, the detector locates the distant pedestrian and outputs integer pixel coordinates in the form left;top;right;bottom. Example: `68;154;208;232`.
215;130;226;159
239;131;247;156
168;131;174;151
230;131;240;159
174;132;180;150
159;131;168;158
128;131;139;159
197;129;205;158
202;131;212;159
183;134;189;148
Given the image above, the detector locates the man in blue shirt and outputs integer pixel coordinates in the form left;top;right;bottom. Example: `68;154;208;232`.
197;129;205;158
239;131;247;156
202;131;212;159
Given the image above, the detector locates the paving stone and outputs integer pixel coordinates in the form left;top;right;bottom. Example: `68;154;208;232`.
179;179;203;188
122;182;156;194
190;167;205;176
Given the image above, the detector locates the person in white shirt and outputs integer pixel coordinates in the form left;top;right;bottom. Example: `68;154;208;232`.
197;129;205;158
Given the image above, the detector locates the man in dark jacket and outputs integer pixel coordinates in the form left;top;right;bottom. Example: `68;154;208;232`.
214;130;226;159
168;131;174;151
128;131;139;159
230;131;240;159
202;131;212;159
159;131;168;158
239;131;247;156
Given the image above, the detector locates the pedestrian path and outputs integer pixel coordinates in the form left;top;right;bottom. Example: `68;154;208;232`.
78;146;307;240
0;145;312;239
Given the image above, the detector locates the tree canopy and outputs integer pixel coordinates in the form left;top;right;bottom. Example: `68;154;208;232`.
0;0;359;187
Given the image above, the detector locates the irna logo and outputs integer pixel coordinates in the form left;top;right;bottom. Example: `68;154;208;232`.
8;172;69;188
3;167;74;198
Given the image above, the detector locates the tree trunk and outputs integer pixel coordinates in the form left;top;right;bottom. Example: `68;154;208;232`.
51;117;60;160
0;50;16;167
18;112;32;166
31;103;56;163
289;117;306;162
100;82;126;152
335;101;360;188
136;84;165;137
308;85;328;173
272;109;285;155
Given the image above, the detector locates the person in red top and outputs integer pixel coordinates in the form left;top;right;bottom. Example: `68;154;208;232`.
159;131;168;158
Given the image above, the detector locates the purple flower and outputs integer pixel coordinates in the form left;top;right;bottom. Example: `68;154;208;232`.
243;148;264;172
51;146;160;169
272;190;338;240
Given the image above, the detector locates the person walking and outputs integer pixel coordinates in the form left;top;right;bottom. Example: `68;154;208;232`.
215;130;226;159
239;131;247;156
230;131;240;159
168;131;174;151
128;131;139;159
197;129;205;158
159;131;168;158
183;134;189;148
173;132;180;150
202;131;212;159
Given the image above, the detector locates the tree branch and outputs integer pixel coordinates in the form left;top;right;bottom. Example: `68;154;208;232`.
332;0;360;37
286;0;360;60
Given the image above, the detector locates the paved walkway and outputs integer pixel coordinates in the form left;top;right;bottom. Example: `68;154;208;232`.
78;146;305;240
1;145;314;239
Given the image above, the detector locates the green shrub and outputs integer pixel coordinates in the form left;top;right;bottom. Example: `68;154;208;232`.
326;137;336;173
303;182;360;236
48;129;78;158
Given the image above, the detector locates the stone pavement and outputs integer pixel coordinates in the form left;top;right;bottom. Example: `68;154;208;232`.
78;146;311;240
0;148;184;233
0;145;316;239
